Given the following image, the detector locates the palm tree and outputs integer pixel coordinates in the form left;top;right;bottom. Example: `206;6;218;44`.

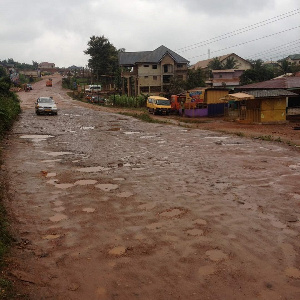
223;57;239;69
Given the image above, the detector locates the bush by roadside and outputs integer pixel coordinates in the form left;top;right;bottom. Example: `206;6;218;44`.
0;74;21;298
0;77;21;139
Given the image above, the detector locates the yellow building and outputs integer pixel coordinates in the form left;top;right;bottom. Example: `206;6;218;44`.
224;90;298;123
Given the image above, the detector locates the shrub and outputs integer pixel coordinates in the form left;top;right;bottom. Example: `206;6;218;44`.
0;77;21;139
108;94;146;108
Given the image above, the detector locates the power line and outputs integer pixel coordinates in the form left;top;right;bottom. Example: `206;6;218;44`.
247;39;300;59
176;8;300;53
249;46;300;61
188;26;300;61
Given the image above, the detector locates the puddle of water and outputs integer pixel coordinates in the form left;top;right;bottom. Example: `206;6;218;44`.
74;180;98;186
116;192;134;198
138;203;156;210
20;135;54;142
205;249;228;262
46;172;57;178
193;219;207;226
124;131;140;135
55;183;74;189
49;213;68;222
53;206;65;212
160;208;184;218
108;246;126;256
285;267;300;279
47;152;73;157
42;234;61;240
113;178;126;181
42;159;62;163
76;166;111;173
95;184;119;192
82;207;96;213
187;229;204;236
140;135;156;139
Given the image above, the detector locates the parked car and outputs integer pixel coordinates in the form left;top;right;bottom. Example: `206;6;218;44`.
85;84;101;93
27;84;33;90
35;97;58;115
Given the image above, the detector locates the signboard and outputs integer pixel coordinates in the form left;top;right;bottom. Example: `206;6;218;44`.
186;90;204;103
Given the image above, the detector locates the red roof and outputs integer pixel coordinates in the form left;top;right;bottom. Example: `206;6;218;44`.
240;76;300;89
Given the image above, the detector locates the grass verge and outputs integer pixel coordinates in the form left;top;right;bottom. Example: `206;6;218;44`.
0;90;22;298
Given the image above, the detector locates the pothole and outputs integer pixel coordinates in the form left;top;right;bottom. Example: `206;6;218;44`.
74;180;98;186
95;184;119;192
20;135;54;142
205;249;228;262
49;213;68;222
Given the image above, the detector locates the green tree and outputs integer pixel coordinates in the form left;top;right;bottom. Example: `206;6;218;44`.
84;35;119;82
167;76;186;95
186;69;205;89
223;56;239;69
0;66;7;78
207;57;223;70
240;59;274;85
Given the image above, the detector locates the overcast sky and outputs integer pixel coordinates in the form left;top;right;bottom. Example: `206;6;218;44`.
1;0;299;68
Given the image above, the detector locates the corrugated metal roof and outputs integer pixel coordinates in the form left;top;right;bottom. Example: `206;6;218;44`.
118;45;189;66
240;77;300;89
240;89;298;98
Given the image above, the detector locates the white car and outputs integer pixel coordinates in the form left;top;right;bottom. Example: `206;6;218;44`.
85;85;101;93
35;97;58;115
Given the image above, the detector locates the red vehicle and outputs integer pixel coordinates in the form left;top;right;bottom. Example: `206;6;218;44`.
46;78;52;87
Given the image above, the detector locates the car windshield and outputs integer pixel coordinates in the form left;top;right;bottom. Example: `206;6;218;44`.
38;98;54;103
157;100;170;105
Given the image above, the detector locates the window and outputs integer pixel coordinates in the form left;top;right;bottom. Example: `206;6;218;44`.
164;65;168;73
177;64;183;68
153;76;157;80
144;65;149;67
152;65;157;69
144;76;148;78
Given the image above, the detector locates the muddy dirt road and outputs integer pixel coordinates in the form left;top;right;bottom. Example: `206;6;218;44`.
2;75;300;299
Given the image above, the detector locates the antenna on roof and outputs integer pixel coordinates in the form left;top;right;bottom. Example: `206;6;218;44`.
208;49;210;59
